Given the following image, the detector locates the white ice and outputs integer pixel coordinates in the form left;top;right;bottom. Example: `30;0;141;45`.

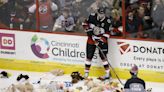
0;69;164;92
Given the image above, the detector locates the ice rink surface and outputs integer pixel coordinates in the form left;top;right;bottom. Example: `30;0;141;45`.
0;69;164;92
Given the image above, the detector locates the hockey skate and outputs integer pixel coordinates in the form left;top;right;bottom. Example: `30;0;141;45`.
83;72;89;80
97;73;111;81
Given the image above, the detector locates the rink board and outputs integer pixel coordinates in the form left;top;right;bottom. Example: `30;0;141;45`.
0;58;163;83
0;29;164;82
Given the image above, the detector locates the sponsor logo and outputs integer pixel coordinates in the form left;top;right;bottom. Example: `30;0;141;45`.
117;41;164;55
133;46;164;54
31;35;50;59
0;33;15;50
31;35;98;65
117;42;131;55
0;33;16;55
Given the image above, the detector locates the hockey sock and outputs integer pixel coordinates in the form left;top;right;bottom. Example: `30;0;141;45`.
103;61;110;78
105;69;110;78
84;70;89;78
84;60;91;78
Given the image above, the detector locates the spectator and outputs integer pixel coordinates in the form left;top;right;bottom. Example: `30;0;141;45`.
105;0;114;6
141;2;153;30
0;0;36;30
70;0;82;23
87;0;102;14
29;0;58;32
151;0;164;39
124;64;146;92
10;7;28;30
0;0;16;28
135;5;145;37
56;0;74;11
110;9;123;36
0;0;8;6
125;0;139;9
125;0;164;39
52;8;75;32
138;2;153;38
125;9;143;38
88;0;101;10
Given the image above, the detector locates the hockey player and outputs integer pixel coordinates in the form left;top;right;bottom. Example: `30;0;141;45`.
124;64;146;92
82;7;112;80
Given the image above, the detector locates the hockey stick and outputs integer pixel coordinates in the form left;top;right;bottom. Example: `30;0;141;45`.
95;44;124;86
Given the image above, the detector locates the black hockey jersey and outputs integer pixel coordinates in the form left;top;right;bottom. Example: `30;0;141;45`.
87;13;112;34
124;77;146;92
86;13;111;44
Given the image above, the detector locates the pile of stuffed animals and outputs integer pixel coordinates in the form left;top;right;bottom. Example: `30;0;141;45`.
1;70;124;92
83;78;123;92
6;82;34;92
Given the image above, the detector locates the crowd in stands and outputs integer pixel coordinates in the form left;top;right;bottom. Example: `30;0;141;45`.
0;0;36;30
0;0;122;36
125;0;164;39
1;0;163;40
36;0;123;36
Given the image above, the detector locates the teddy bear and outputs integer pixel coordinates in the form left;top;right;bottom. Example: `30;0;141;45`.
6;82;34;92
84;78;99;91
50;69;64;76
71;71;84;84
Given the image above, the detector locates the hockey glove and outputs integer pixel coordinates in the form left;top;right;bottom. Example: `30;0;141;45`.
92;36;104;46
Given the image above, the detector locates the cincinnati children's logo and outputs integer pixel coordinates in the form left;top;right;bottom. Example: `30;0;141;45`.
31;35;50;59
117;42;131;55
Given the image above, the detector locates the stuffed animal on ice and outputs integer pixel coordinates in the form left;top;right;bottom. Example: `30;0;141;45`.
0;71;11;78
146;88;152;92
45;81;64;92
16;74;29;81
84;78;98;91
84;78;123;92
102;81;123;92
6;82;34;92
33;69;64;84
90;85;104;92
38;81;74;92
50;69;64;76
71;71;84;83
